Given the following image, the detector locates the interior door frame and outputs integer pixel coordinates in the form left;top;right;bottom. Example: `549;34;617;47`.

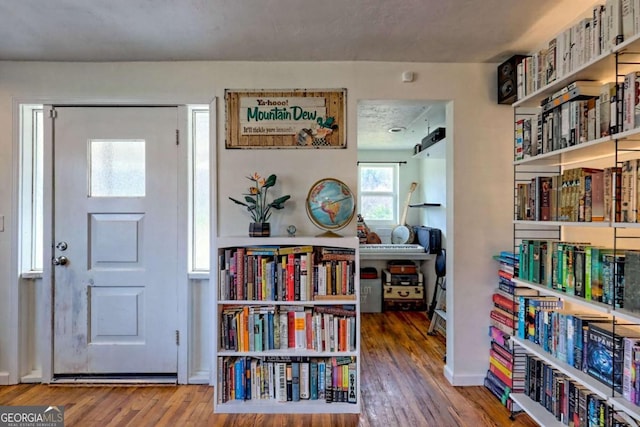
38;100;190;384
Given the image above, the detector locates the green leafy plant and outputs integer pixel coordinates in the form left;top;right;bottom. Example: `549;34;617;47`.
229;173;291;223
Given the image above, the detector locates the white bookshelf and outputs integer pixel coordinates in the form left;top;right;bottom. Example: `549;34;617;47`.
506;5;640;424
212;236;361;414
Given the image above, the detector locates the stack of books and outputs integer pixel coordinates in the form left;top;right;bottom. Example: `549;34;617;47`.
485;252;530;410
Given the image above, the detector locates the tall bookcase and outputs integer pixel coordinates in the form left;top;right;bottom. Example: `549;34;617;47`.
212;236;361;414
506;3;640;425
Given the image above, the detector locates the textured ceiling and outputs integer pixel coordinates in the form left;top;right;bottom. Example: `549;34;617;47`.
358;100;447;151
0;0;597;63
0;0;598;149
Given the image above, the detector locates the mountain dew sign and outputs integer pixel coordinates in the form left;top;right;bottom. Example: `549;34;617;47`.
241;97;326;135
225;89;346;148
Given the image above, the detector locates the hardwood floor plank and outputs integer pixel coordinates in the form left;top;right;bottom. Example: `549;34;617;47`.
0;312;537;426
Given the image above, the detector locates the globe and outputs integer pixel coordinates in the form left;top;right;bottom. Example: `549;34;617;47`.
305;178;356;236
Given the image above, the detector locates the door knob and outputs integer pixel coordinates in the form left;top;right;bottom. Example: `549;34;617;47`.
52;256;68;266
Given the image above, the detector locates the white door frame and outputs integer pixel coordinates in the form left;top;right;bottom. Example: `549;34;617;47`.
9;97;213;384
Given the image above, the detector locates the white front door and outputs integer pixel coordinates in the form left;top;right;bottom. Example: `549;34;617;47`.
52;106;179;376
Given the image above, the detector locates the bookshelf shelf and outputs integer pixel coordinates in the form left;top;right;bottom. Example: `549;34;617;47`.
512;220;612;228
513;136;613;167
511;278;612;314
411;138;446;159
610;307;640;324
610;397;640;424
215;399;361;414
509;393;565;427
216;350;359;358
512;337;612;399
213;237;361;414
218;299;358;306
408;203;442;208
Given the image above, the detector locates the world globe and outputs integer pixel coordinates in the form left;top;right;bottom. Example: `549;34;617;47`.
305;178;356;236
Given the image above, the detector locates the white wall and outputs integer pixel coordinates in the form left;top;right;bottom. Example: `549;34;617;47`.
0;60;514;385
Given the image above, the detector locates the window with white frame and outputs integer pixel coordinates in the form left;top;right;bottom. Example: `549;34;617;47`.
19;105;44;273
18;104;211;274
189;106;210;271
358;163;398;223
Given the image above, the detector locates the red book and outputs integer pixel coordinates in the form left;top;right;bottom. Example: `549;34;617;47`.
305;309;313;350
498;269;513;280
490;309;516;329
339;318;347;351
491;341;513;364
287;253;295;301
492;293;517;313
490;348;513;371
236;248;246;300
341;261;348;295
489;362;513;388
287;310;296;348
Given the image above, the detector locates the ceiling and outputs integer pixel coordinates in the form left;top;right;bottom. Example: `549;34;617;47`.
0;0;597;150
358;100;447;151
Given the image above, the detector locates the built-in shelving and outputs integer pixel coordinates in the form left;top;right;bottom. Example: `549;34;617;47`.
506;11;640;424
412;138;446;159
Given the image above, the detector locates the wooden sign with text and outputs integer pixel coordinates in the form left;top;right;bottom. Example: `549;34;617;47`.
225;89;346;149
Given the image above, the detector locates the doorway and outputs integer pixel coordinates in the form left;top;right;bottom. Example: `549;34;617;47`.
50;106;179;378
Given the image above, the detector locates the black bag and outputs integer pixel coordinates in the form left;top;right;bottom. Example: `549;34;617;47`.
414;226;442;254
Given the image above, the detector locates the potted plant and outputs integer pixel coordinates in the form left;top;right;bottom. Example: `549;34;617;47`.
229;173;291;237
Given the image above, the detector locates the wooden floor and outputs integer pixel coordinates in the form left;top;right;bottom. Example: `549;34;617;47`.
0;311;537;427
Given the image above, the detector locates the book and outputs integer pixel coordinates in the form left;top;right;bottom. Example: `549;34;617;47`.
278;245;314;255
624;250;640;313
348;362;357;403
623;336;640;402
591;170;605;221
310;361;319;400
286;363;293;401
498;281;538;296
623;72;639;131
299;361;310;399
587;322;640;392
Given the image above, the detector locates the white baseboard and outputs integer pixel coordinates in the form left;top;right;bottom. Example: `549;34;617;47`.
21;371;43;383
188;370;211;385
0;372;9;385
443;365;485;386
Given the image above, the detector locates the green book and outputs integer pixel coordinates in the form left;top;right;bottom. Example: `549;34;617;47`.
585;246;593;300
520;240;529;281
564;244;575;296
557;243;565;292
531;240;541;284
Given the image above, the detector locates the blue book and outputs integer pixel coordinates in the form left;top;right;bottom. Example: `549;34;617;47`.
310;361;318;400
291;362;300;402
566;314;575;367
234;358;245;400
245;357;251;400
267;311;275;350
254;315;263;352
318;361;326;399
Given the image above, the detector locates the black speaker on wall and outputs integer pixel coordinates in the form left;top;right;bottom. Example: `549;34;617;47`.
497;55;526;105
